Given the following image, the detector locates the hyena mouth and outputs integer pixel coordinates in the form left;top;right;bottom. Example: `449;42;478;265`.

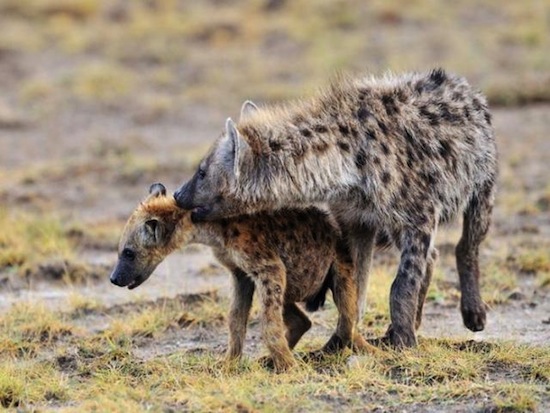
128;276;146;290
191;206;212;222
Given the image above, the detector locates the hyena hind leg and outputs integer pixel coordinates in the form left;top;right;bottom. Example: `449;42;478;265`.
322;243;358;353
348;225;377;325
225;269;255;361
456;180;495;332
283;303;312;350
255;266;295;372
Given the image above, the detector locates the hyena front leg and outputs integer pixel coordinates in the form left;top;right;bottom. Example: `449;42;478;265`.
226;269;255;361
415;247;439;330
283;303;312;350
456;180;495;332
322;242;358;353
254;264;295;372
387;226;436;348
347;224;377;325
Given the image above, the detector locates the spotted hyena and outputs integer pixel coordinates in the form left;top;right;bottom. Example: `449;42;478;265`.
110;183;366;371
174;68;498;348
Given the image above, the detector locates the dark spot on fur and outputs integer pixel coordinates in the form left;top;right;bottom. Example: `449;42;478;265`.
483;109;492;125
355;148;367;169
429;68;447;87
423;170;439;186
404;128;415;144
338;123;350;136
376;119;388;134
409;244;419;255
395;88;408;103
419;105;440;126
314;125;328;133
231;228;240;237
463;107;471;120
381;171;392;184
269;140;282;151
403;259;412;271
372;156;381;165
338;141;350;152
365;128;377;140
349;125;359;138
357;107;370;121
358;88;370;100
314;140;329;153
438;103;462;124
380;142;391;155
300;128;312;137
438;140;453;159
472;98;483;112
382;93;399;116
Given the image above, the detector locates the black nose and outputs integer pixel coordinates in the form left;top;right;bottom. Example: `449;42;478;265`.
174;189;190;209
110;271;123;286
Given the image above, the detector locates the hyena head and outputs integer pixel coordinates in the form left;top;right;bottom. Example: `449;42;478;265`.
174;101;257;221
110;183;190;289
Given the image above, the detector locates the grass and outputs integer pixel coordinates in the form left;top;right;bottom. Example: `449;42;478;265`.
1;0;548;112
0;256;547;411
0;208;74;272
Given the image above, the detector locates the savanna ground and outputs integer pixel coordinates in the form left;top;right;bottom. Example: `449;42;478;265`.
0;0;549;411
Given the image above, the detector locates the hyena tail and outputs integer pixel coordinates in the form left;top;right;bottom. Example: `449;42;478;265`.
305;264;336;312
455;177;496;332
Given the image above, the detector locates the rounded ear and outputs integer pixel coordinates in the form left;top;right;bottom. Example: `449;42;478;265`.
149;183;167;197
240;100;258;121
224;118;248;180
144;218;163;245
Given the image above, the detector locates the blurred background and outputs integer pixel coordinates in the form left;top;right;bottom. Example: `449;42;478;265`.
0;0;548;310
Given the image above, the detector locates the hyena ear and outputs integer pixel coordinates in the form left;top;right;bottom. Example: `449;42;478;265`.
224;117;249;180
149;183;166;197
239;100;258;121
144;219;165;245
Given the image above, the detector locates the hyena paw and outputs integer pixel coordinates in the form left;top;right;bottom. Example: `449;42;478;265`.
461;302;487;332
385;324;417;348
257;355;295;373
350;333;373;354
322;333;351;354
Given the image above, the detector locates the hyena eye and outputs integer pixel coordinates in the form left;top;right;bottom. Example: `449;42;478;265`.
121;248;135;261
197;168;206;179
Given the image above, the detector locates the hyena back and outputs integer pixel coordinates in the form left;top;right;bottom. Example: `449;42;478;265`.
110;184;361;372
174;69;498;347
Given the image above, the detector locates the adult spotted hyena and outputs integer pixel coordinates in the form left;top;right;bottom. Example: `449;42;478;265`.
174;69;498;347
110;183;362;371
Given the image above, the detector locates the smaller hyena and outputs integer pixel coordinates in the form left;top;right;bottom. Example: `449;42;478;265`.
110;183;361;372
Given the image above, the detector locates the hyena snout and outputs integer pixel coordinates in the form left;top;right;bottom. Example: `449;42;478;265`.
109;262;151;290
173;182;194;210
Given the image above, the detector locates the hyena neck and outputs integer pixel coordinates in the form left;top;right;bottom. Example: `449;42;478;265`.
182;220;227;251
235;113;354;210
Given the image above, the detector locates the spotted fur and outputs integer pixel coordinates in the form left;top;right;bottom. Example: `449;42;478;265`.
174;68;498;347
110;184;361;372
